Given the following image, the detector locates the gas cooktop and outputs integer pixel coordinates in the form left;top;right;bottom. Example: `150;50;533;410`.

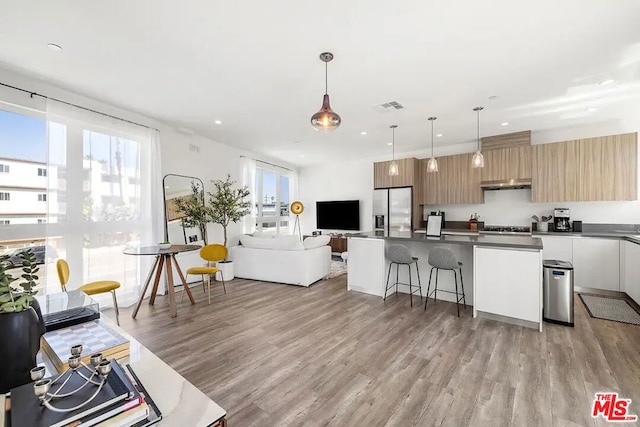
480;225;531;235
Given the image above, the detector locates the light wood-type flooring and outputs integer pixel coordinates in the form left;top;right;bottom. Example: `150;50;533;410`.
117;276;640;427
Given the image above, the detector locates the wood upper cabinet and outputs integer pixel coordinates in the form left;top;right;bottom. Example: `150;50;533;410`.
373;158;416;189
532;132;637;202
481;146;532;181
423;153;482;205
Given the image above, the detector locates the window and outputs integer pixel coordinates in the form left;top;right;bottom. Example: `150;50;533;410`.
37;219;46;224
38;193;47;202
37;167;47;177
0;192;9;201
0;164;9;173
254;169;290;234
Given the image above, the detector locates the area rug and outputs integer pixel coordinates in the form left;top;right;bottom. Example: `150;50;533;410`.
327;260;347;279
578;294;640;326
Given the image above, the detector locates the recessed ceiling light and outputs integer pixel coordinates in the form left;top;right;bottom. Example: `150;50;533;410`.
599;79;615;86
387;142;393;146
47;43;62;51
585;107;598;112
360;131;367;136
214;120;222;125
436;133;443;138
501;122;509;126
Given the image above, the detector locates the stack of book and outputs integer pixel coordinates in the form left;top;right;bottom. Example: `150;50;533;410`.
10;362;161;427
41;320;130;372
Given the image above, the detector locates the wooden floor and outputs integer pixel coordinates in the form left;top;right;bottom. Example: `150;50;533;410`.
116;276;640;427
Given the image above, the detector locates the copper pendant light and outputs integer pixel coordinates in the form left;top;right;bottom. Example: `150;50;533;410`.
310;52;341;131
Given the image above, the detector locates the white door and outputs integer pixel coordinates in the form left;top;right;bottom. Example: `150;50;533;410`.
623;240;640;305
572;238;620;291
541;236;573;262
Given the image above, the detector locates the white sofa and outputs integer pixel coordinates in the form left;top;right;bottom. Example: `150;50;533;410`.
230;235;331;287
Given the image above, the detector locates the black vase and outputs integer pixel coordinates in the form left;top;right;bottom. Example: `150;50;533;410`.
0;299;45;393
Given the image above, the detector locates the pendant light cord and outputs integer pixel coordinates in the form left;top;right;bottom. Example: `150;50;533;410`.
325;61;328;95
477;109;481;150
392;126;395;160
431;120;434;157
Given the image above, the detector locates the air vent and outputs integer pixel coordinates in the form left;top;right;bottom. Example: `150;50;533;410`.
373;101;404;113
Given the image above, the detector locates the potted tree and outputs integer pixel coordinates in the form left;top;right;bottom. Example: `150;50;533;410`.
208;175;251;281
174;182;211;245
0;249;45;393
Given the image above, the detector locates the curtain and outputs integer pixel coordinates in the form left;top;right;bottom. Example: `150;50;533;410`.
287;168;299;234
240;156;256;234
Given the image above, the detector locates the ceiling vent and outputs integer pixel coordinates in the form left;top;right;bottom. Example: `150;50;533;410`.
373;101;404;113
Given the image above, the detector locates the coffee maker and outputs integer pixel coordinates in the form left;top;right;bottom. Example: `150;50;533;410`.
553;208;570;232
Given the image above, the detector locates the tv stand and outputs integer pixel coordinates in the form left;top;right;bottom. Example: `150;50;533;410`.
303;234;348;254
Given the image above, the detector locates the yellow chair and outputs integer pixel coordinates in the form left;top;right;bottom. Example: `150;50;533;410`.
56;259;121;326
184;244;227;304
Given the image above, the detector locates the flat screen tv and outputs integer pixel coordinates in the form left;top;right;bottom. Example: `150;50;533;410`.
316;200;360;231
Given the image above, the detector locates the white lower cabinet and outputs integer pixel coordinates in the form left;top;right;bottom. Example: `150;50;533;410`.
540;236;573;262
623;240;640;305
572;238;620;291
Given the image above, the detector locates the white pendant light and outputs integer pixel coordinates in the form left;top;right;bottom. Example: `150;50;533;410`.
388;125;399;176
310;52;341;131
427;116;438;173
472;106;485;168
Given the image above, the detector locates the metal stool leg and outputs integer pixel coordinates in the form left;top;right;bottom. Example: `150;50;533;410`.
416;262;422;299
111;290;120;326
221;271;226;295
395;263;400;296
425;267;434;310
408;264;413;307
384;262;393;301
454;270;460;317
434;268;439;303
459;267;467;309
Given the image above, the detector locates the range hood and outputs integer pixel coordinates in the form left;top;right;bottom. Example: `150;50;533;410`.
480;179;532;190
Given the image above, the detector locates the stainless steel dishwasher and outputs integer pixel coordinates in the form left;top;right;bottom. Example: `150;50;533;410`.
543;260;574;327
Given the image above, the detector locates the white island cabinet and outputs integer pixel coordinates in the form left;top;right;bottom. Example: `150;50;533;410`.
540;236;573;261
572;238;620;291
623;240;640;305
473;247;543;331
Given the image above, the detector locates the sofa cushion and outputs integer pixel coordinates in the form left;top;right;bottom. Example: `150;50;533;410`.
251;232;274;238
303;235;331;250
240;234;304;251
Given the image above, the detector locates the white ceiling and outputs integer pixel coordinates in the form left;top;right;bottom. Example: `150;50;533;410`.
1;0;639;167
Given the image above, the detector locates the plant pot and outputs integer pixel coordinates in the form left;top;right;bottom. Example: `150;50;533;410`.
216;261;234;281
537;222;548;232
0;299;45;393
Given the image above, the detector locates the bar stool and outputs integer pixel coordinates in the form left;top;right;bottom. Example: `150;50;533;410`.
424;246;466;317
384;244;422;307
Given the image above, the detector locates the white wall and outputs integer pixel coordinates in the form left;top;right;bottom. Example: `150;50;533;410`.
298;159;373;235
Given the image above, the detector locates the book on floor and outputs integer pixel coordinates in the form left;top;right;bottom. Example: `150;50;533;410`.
10;360;139;427
41;320;130;372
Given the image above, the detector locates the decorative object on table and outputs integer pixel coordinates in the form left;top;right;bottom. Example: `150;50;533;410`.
172;179;210;245
579;294;640;326
468;213;480;230
37;290;100;332
184;245;228;304
0;248;45;393
531;214;552;232
312;230;322;236
426;116;439;173
41;320;130;372
10;350;141;427
426;215;443;237
310;51;341;132
56;259;121;326
158;242;172;250
471;106;485;168
388;125;399;176
290;201;304;240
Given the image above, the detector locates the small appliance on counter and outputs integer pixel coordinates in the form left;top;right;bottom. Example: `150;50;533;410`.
553;208;571;232
572;220;583;232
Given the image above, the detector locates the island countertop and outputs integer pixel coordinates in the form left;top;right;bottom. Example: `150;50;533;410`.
349;230;543;250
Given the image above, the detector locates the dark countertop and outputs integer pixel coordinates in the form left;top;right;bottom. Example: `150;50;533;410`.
532;231;640;245
349;231;543;250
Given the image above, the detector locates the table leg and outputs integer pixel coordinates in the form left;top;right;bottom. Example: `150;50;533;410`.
165;255;178;318
172;254;195;305
149;256;166;306
132;256;161;319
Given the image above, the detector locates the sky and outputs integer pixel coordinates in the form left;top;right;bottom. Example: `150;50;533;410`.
0;109;46;162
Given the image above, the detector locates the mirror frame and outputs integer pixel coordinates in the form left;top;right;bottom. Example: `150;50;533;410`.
162;174;205;242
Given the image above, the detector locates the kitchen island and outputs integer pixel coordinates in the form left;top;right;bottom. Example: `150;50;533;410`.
347;231;544;330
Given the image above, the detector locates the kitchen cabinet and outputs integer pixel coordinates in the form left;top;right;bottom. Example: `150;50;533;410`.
532;133;637;202
540;236;573;261
373;158;416;189
572;238;620;291
482;146;532;182
622;240;640;305
423;153;482;205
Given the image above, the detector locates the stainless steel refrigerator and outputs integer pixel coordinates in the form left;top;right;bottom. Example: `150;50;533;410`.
373;187;413;232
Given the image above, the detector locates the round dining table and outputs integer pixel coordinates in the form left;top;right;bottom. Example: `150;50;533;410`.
124;244;201;319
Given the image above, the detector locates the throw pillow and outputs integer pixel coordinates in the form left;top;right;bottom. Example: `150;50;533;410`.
303;235;331;249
